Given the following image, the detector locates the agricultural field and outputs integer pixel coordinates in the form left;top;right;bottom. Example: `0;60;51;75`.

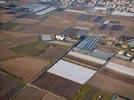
74;35;102;51
0;47;18;61
77;14;104;23
92;16;134;37
13;85;66;100
0;22;20;31
13;86;45;100
32;72;81;99
0;0;133;100
47;60;96;84
0;71;25;100
73;84;113;100
63;54;102;70
38;46;68;61
18;23;67;35
0;13;15;23
41;93;66;100
11;35;39;45
0;40;16;48
0;57;50;82
61;27;88;36
11;41;50;57
0;33;9;43
89;68;134;100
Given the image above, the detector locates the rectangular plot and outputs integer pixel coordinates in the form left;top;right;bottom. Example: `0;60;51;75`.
86;15;95;21
101;68;134;85
0;57;50;82
76;36;102;51
92;16;103;23
110;25;124;31
99;24;108;30
109;21;120;25
105;62;134;77
48;60;96;84
16;14;28;18
0;48;18;61
89;72;134;100
32;72;81;99
77;14;85;20
11;42;48;57
41;93;65;100
38;46;67;61
75;29;88;36
63;54;102;70
61;27;80;36
78;14;95;21
0;72;25;100
0;22;19;30
13;86;45;100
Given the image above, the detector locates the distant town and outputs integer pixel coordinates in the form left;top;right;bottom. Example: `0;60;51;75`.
0;0;134;100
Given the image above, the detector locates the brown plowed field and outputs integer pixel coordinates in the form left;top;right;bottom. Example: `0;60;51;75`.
89;68;134;100
42;93;66;100
32;72;81;99
10;35;39;45
0;72;25;100
0;57;50;82
0;40;16;48
63;54;102;70
0;48;18;61
19;24;67;35
38;46;68;61
13;86;45;100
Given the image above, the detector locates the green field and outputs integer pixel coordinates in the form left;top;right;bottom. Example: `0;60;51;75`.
73;84;113;100
0;22;19;30
11;41;52;57
91;89;113;100
73;84;92;100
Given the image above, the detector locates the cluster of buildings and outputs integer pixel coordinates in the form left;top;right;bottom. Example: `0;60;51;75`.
0;0;134;100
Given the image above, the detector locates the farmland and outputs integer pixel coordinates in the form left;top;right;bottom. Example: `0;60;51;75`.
32;72;81;99
11;41;50;57
0;71;25;100
74;35;102;51
89;68;134;100
0;47;18;61
0;22;20;31
73;84;113;100
63;54;102;70
77;14;104;23
38;46;68;61
0;0;133;100
0;57;50;82
13;85;66;100
13;86;45;100
47;60;96;84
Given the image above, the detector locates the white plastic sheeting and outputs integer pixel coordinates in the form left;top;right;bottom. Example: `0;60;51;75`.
48;60;96;84
65;9;87;13
112;11;134;17
36;7;56;15
68;51;106;65
105;62;134;77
